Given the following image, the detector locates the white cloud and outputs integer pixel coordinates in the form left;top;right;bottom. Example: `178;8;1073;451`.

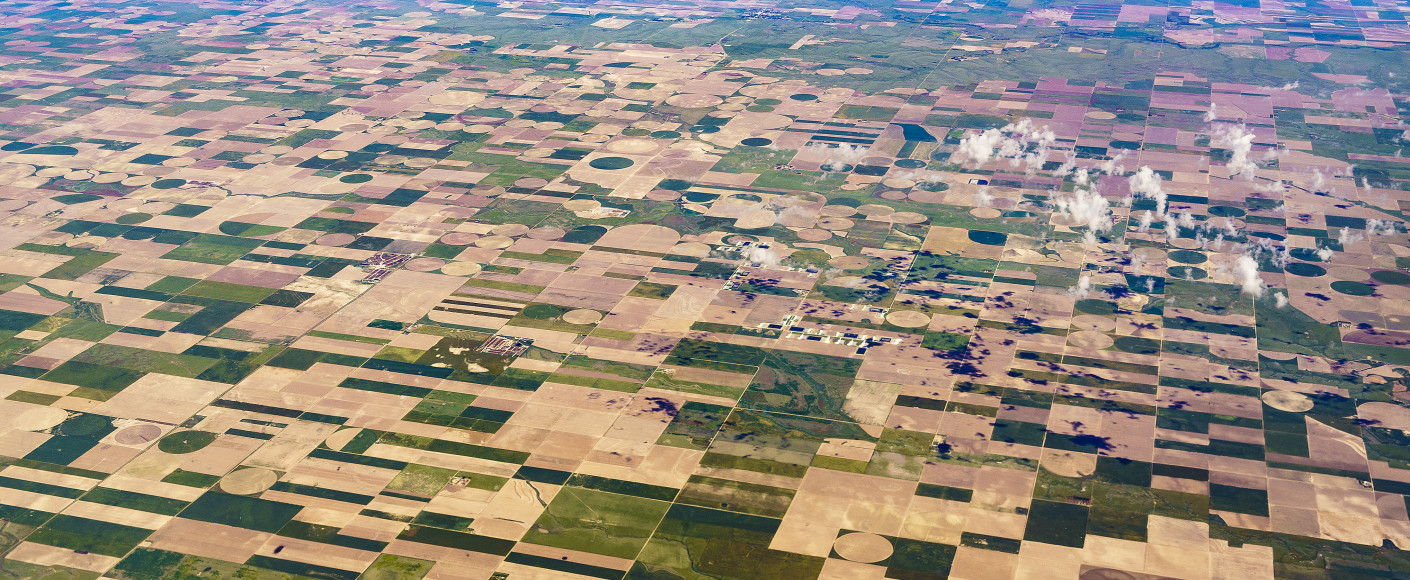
808;143;869;168
1310;169;1325;192
1203;103;1217;123
1234;255;1266;298
1128;165;1162;196
1177;212;1196;229
1054;188;1113;245
1274;293;1288;308
776;205;815;225
1051;152;1077;179
1073;167;1091;186
1274;244;1291;268
950;119;1055;175
1127;165;1166;217
823;268;863;287
1205;233;1228;251
974;186;994;207
1253;179;1285;194
1098;150;1127;176
746;246;783;269
1337;227;1364;249
1214;125;1258;180
1367;219;1399;236
951;128;1006;166
1317;247;1334;261
1137;210;1155;233
1069;275;1092;298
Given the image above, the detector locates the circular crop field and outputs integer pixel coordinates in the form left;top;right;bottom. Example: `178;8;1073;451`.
158;430;218;454
589;157;635;170
968;230;1007;246
1371;270;1410;285
1331;281;1375;296
115;212;152;225
57;414;111;437
1284;262;1325;277
1168;250;1207;264
1167;266;1207;279
522;303;564;319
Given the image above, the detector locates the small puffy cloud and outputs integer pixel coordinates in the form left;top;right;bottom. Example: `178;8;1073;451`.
808;143;870;168
1222;218;1239;236
823;269;865;287
1069;275;1092;298
1127;165;1165;217
974;186;994;207
1137;209;1155;233
1337;226;1364;249
950;119;1055;175
746;246;783;269
1177;212;1196;229
1234;255;1266;298
1051;151;1077;179
1054;188;1113;245
1128;165;1163;197
1214;125;1258;180
951;127;1006;166
1253;179;1285;194
1274;244;1291;268
1367;219;1400;236
1073;167;1091;186
1098;150;1127;176
776;205;815;225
